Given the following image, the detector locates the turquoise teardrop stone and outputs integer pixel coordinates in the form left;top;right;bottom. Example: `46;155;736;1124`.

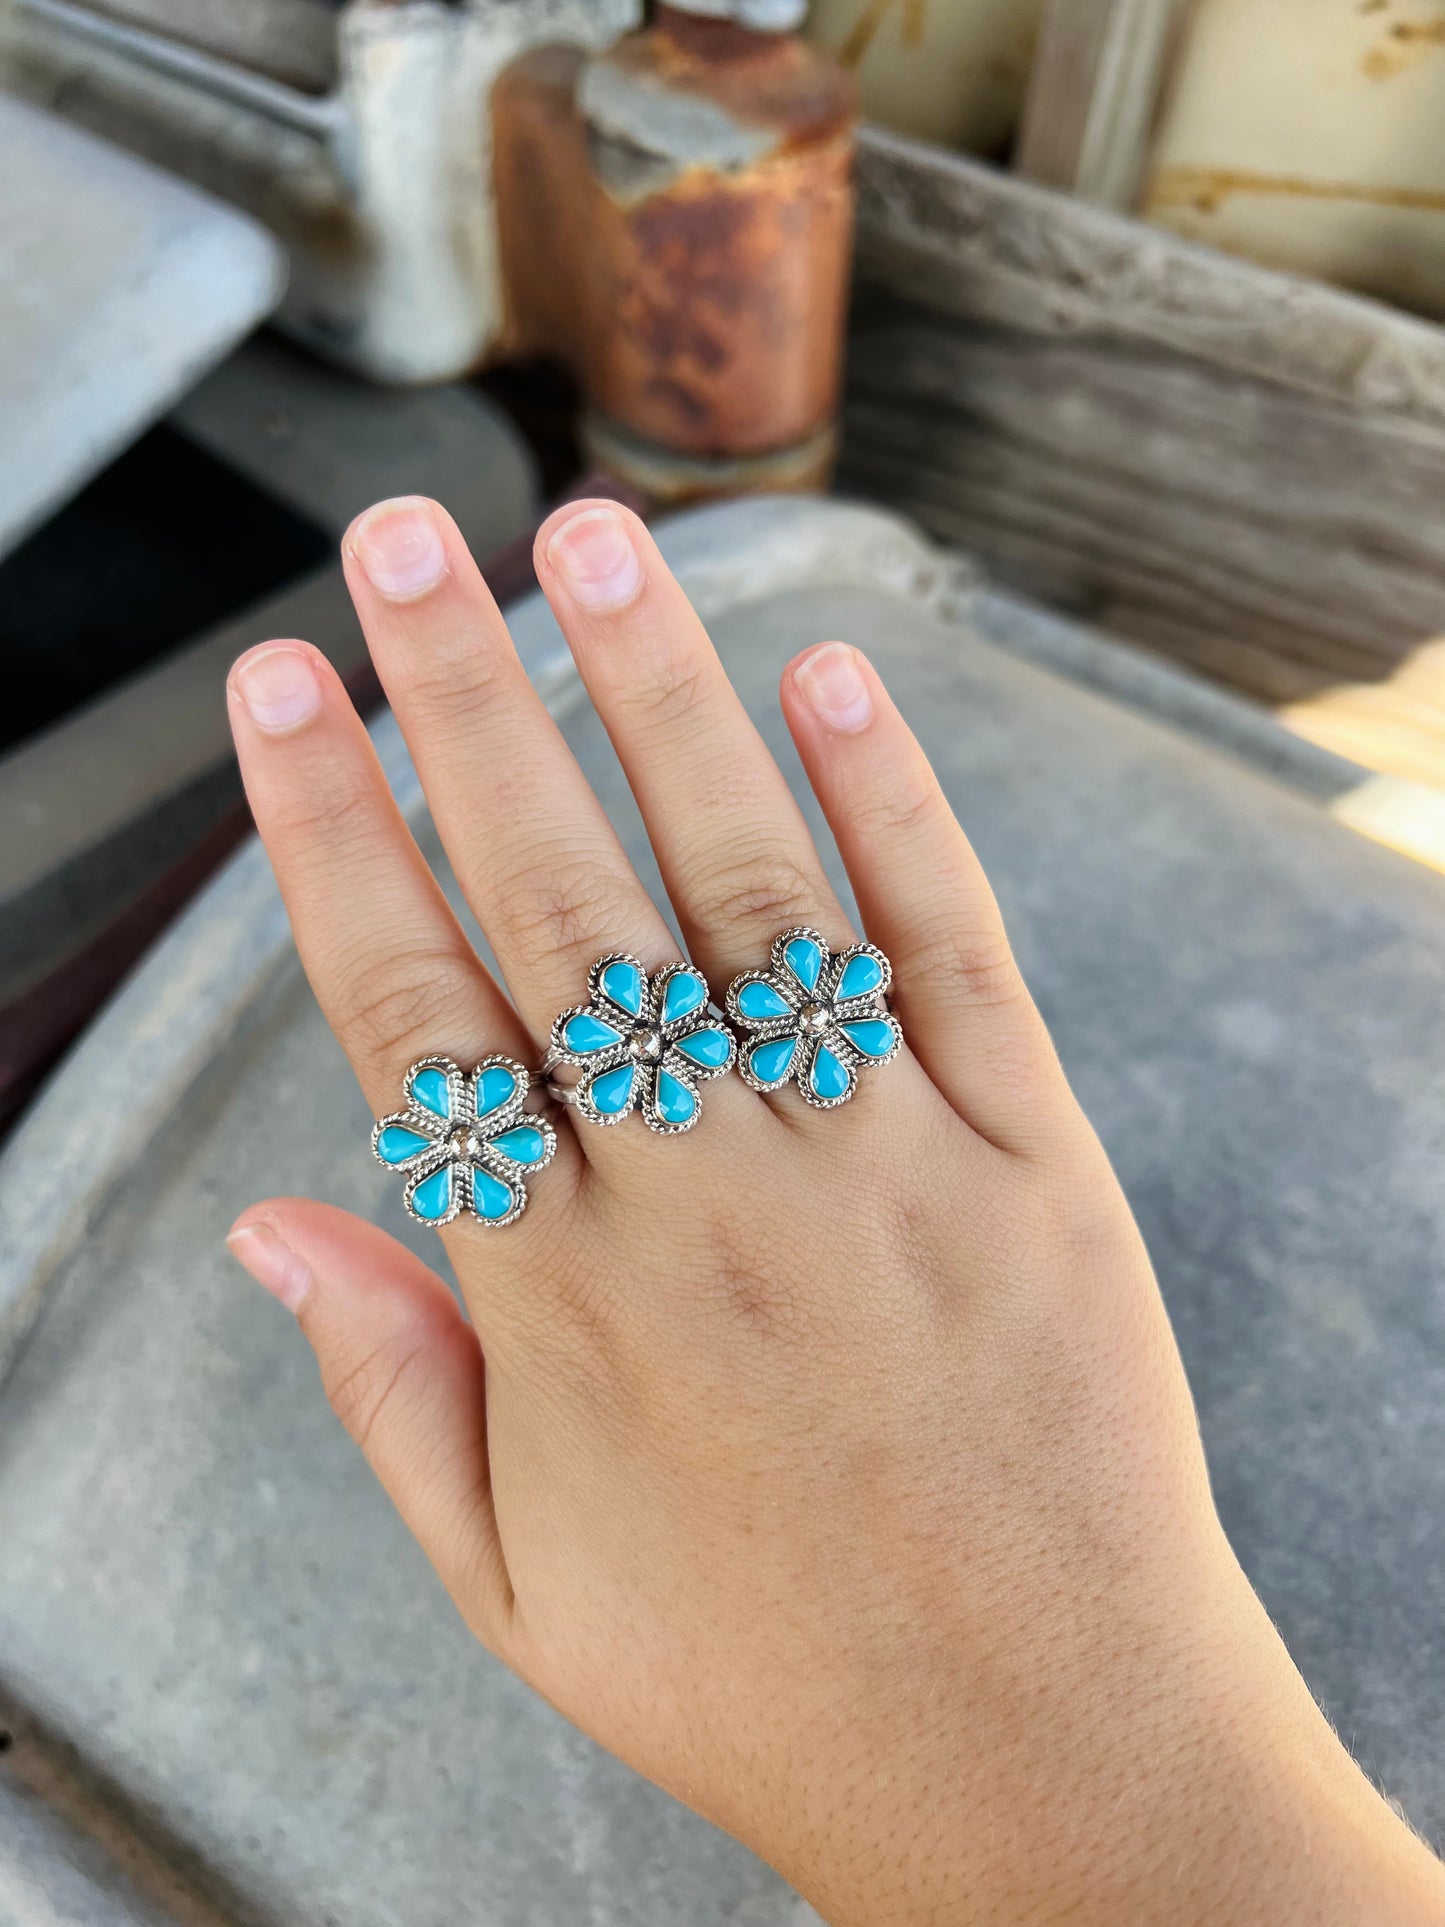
410;1066;450;1118
588;1063;635;1114
738;980;791;1020
490;1125;546;1165
748;1036;796;1082
675;1026;730;1069
472;1167;515;1220
662;970;706;1023
376;1124;431;1165
474;1065;517;1118
840;1018;894;1058
837;953;884;1000
600;960;644;1016
809;1044;850;1101
783;936;823;992
655;1071;696;1125
411;1165;452;1220
564;1011;624;1053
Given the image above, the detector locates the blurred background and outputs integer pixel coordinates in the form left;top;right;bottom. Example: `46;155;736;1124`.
1;5;1444;1924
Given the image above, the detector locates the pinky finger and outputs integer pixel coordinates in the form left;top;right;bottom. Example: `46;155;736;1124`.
227;1199;514;1648
781;643;1071;1154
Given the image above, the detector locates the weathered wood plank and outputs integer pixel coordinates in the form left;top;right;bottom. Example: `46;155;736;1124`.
1015;0;1185;209
844;304;1445;703
855;126;1445;428
846;128;1445;782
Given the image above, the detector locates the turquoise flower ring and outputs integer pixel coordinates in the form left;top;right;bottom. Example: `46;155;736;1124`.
371;1053;557;1228
726;926;902;1110
543;953;737;1135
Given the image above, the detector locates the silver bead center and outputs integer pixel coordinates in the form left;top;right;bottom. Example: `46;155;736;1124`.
630;1027;663;1061
799;1002;833;1035
443;1127;481;1161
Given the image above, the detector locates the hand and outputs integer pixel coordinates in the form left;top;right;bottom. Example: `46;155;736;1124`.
225;497;1445;1926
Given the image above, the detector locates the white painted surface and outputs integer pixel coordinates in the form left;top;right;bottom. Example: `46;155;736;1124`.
807;0;1047;153
1143;0;1445;317
0;94;286;558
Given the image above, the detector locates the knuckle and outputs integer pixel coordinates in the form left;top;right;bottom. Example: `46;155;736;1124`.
393;628;509;725
848;769;940;845
694;1216;809;1346
272;767;380;849
690;845;823;935
906;923;1022;1009
496;847;627;970
612;652;712;737
338;944;484;1069
323;1334;429;1453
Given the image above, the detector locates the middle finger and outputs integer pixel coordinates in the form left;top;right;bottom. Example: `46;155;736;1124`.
341;497;754;1152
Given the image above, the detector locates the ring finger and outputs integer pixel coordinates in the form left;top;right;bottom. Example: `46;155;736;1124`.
533;503;852;990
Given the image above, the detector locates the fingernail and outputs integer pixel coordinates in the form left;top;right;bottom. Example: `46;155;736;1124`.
349;498;448;600
227;1223;311;1314
232;647;323;734
795;643;873;733
545;506;642;611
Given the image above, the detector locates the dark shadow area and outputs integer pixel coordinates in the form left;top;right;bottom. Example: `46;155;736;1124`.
0;424;330;755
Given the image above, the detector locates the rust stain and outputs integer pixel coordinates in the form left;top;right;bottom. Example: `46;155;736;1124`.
1149;165;1445;216
837;0;928;65
492;18;858;467
1362;9;1445;78
837;0;895;69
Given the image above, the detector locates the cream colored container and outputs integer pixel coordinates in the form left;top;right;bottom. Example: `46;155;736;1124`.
1141;0;1445;318
806;0;1048;155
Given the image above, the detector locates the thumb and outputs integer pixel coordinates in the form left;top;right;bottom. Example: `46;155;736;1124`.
227;1197;514;1648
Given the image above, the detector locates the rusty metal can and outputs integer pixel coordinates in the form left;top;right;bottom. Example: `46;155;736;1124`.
492;3;859;499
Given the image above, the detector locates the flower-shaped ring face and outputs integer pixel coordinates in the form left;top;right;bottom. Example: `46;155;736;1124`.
372;1055;556;1227
727;927;902;1109
548;954;736;1134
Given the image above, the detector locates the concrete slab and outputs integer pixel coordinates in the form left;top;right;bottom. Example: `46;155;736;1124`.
0;96;285;559
0;1776;200;1927
0;498;1441;1917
